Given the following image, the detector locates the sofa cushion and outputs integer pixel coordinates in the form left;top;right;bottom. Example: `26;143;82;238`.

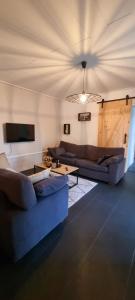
101;155;124;166
55;147;65;156
0;152;11;169
28;168;51;184
0;168;37;210
60;141;86;159
58;156;76;165
75;159;108;173
61;152;76;158
34;175;68;198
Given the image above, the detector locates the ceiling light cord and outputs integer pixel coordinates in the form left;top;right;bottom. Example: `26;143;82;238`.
82;60;87;94
83;67;85;93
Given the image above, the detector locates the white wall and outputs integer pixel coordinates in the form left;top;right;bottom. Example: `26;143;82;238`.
0;81;60;171
60;100;99;145
102;87;135;101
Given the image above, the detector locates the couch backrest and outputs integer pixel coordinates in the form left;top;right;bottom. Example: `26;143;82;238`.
85;145;125;161
85;145;100;161
0;169;37;210
60;141;86;159
94;146;124;160
60;141;125;161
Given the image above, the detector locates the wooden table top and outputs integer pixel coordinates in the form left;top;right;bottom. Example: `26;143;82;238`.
35;163;79;175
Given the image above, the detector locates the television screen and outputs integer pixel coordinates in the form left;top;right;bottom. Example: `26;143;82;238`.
5;123;35;143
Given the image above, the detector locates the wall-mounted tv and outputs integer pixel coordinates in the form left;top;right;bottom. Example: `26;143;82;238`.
5;123;35;143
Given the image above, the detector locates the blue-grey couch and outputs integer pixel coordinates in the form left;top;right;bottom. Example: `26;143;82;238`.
0;169;68;261
48;141;125;184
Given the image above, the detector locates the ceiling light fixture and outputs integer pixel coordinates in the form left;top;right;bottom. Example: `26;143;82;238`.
65;61;102;104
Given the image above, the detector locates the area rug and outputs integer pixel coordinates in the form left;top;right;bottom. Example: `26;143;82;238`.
50;172;97;208
68;175;97;208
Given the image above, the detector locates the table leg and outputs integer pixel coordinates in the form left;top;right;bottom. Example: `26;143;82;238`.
69;172;79;189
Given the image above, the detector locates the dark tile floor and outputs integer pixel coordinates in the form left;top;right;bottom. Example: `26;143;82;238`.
1;167;135;300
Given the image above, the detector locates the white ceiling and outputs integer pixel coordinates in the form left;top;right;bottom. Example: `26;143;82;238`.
0;0;135;98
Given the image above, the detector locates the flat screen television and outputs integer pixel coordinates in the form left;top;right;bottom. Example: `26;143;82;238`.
5;123;35;143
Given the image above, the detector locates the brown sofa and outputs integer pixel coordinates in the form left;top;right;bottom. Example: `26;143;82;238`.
48;141;125;184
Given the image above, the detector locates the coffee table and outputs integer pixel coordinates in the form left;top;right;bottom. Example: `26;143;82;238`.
35;163;79;189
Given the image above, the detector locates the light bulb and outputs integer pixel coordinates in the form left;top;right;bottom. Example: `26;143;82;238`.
79;93;88;104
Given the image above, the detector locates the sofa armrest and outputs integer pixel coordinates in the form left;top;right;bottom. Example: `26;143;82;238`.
108;158;126;184
48;147;66;158
48;147;58;158
101;154;124;166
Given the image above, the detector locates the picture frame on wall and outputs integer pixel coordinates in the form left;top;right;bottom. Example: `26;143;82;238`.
64;124;70;134
78;112;91;121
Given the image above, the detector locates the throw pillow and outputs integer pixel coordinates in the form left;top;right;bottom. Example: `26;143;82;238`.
97;155;113;165
34;175;68;198
61;152;76;158
0;152;11;169
55;147;65;156
101;154;123;166
29;168;51;184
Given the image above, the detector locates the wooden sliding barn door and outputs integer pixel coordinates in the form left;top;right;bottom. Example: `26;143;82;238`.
98;100;131;156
